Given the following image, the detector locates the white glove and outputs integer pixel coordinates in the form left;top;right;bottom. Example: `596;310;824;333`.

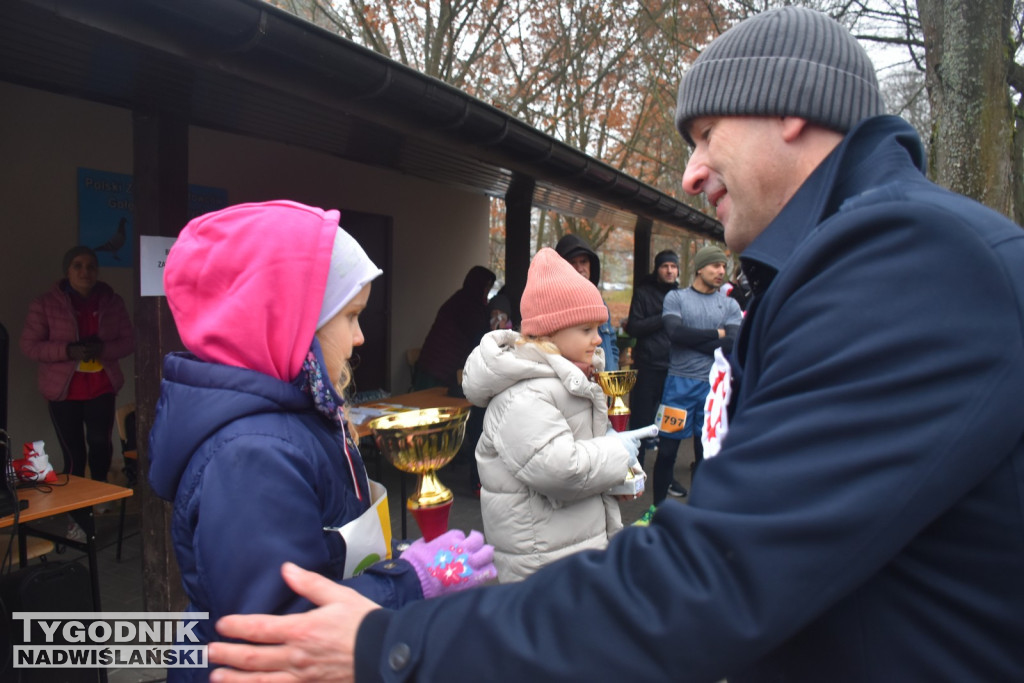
612;425;660;466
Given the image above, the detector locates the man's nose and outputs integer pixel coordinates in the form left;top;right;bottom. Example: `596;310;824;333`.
682;148;707;196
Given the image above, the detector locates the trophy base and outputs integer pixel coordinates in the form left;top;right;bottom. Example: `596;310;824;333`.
607;469;646;496
609;413;630;432
408;499;453;541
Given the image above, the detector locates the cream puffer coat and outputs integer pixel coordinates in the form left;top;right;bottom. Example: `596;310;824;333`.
462;329;632;582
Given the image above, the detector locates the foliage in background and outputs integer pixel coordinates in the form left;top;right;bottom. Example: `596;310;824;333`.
724;0;1022;223
268;0;724;278
268;0;1022;286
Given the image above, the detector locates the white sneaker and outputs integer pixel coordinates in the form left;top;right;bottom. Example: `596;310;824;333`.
66;521;87;543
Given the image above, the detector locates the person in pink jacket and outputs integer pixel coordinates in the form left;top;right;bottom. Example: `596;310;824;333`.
20;246;134;537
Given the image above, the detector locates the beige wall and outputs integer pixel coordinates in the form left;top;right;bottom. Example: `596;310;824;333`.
1;81;489;469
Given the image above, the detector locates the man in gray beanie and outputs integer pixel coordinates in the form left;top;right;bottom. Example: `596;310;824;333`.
675;6;885;147
636;242;742;518
208;8;1024;683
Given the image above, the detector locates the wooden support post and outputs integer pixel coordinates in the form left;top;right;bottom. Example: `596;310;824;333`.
504;173;535;328
133;110;189;612
633;216;653;288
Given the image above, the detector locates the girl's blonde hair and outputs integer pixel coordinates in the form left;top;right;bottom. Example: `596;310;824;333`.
334;360;359;441
517;334;561;355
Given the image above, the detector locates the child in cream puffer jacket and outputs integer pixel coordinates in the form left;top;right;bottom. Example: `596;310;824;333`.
463;248;652;582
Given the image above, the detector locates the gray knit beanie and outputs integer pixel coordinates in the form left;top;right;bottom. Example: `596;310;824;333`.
675;7;885;144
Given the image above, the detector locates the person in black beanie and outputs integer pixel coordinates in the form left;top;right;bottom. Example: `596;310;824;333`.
208;8;1024;682
623;250;679;468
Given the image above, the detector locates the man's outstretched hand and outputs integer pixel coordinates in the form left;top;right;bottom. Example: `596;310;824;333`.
209;562;379;683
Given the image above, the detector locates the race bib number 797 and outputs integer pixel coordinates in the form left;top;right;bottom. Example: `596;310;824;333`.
655;405;688;433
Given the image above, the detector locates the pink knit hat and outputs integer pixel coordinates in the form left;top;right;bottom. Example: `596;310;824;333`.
520;248;608;336
164;200;378;382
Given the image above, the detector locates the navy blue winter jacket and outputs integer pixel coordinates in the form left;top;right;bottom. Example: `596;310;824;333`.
353;117;1024;682
148;351;422;679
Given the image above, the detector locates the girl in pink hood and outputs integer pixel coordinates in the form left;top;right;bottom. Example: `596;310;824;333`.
148;200;494;679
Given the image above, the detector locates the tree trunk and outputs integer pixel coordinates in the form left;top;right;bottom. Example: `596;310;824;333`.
917;0;1018;220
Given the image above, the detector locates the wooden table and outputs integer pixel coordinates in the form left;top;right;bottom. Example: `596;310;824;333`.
351;387;473;538
0;475;133;611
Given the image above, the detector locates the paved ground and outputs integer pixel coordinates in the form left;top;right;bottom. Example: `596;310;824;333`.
5;436;696;683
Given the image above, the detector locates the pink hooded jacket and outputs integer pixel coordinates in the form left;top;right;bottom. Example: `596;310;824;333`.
164;200;340;382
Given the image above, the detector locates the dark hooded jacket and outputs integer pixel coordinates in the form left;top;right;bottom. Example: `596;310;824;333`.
553;235;619;370
554;233;603;285
353;116;1024;683
416;265;496;388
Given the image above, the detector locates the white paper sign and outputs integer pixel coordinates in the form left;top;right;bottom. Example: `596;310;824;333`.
140;235;178;296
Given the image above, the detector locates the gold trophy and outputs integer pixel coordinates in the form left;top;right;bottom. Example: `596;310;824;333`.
596;369;637;432
368;406;471;541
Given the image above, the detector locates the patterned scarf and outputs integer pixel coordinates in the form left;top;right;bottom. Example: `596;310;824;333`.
299;338;367;501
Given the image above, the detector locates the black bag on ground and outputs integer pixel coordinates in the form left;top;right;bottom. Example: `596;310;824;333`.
0;560;99;682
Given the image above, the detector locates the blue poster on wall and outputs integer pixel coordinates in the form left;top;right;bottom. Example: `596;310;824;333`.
77;168;229;268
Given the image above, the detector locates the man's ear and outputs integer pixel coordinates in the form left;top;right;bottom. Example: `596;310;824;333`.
780;116;810;143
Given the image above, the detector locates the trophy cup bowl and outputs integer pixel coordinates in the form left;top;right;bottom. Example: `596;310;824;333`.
596;370;637;432
368;406;471;541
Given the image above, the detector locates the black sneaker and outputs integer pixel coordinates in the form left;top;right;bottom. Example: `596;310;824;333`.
668;479;688;497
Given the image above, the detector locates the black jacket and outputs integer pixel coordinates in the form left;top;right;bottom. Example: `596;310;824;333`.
624;272;677;370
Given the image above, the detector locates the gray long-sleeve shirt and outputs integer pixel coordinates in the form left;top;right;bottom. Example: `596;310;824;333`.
662;287;743;379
